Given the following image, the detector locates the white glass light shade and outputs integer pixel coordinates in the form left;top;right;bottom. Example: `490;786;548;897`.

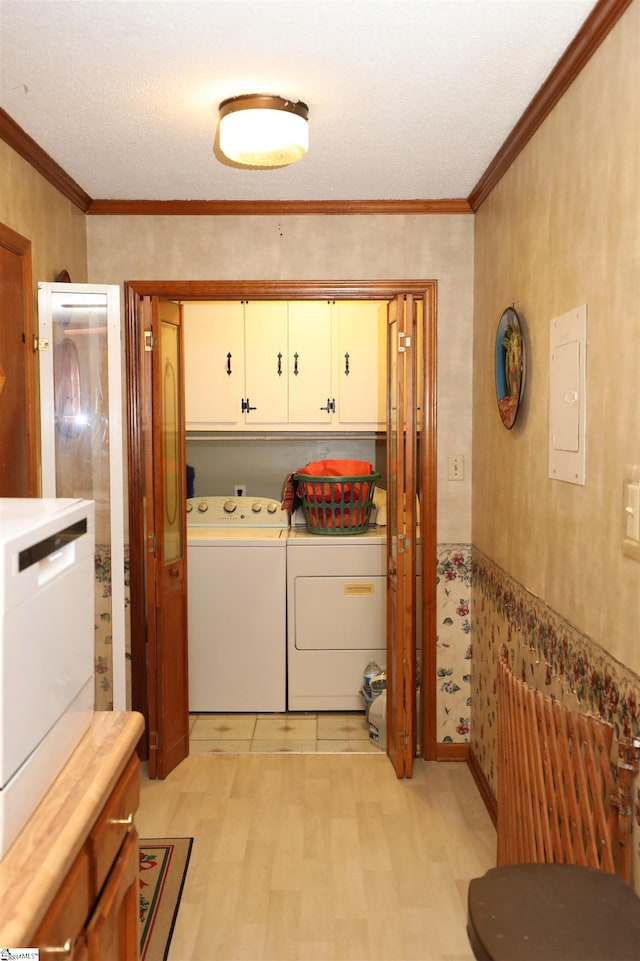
219;94;309;167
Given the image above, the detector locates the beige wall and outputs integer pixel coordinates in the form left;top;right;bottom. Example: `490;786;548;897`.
0;141;88;291
0;141;88;496
87;211;475;543
472;2;640;671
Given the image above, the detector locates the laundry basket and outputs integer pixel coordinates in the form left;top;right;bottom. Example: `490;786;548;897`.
293;472;380;535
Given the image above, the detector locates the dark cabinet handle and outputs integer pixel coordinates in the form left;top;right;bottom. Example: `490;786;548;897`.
293;352;299;376
242;398;257;413
277;352;283;376
320;398;336;413
226;352;232;376
344;352;350;376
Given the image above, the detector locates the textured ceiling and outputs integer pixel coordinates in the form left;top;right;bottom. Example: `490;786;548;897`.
0;0;598;202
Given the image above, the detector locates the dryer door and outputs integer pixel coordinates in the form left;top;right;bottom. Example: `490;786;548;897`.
293;575;385;651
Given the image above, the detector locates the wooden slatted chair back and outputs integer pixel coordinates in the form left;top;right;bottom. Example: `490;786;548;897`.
496;645;623;878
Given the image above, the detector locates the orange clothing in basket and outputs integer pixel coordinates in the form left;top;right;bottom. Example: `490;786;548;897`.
296;459;374;505
281;459;374;512
293;460;377;532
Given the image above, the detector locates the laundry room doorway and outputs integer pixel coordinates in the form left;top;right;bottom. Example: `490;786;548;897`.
125;279;437;779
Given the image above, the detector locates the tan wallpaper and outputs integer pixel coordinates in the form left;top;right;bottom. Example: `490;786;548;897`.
472;2;640;672
87;211;475;543
0;141;88;289
0;141;88;498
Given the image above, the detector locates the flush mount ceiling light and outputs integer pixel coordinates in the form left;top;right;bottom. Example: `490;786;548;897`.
218;94;309;168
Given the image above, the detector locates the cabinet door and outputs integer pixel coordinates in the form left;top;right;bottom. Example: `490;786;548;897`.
33;848;91;960
184;302;244;428
244;301;288;425
335;301;386;428
89;755;140;895
288;301;333;425
86;829;140;961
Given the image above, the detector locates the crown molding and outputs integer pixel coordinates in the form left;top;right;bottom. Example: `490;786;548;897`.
468;0;634;210
0;108;469;214
86;198;471;215
0;108;92;212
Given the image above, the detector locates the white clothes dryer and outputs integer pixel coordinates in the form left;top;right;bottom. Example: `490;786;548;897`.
187;495;287;712
286;525;387;711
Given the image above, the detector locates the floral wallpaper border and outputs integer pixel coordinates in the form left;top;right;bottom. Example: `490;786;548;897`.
436;544;472;743
471;547;640;891
94;544;130;711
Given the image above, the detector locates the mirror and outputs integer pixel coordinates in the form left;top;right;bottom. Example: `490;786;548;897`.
495;307;525;429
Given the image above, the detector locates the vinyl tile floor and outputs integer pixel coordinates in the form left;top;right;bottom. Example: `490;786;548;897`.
189;711;384;754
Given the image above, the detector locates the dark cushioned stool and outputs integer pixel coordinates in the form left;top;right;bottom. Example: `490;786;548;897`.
467;863;640;961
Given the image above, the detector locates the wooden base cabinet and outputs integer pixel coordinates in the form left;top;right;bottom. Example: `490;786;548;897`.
33;848;91;960
86;829;140;961
32;753;140;960
0;716;148;961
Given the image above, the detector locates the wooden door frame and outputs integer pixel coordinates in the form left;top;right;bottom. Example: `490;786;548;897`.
0;223;37;496
125;278;438;761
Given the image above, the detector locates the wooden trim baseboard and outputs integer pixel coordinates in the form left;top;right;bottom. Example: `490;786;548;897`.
86;198;472;216
0;109;92;212
467;747;498;827
469;0;634;210
436;742;469;761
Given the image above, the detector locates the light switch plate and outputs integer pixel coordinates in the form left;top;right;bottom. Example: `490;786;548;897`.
623;464;640;561
447;454;464;481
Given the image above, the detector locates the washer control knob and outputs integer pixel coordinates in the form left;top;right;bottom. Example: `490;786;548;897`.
197;501;209;512
251;501;262;513
223;500;237;513
267;502;279;514
186;501;193;513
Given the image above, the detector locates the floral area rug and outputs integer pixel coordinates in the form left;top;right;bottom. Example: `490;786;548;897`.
139;837;193;961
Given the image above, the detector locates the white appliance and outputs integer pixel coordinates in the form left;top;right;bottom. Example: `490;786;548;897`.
0;497;95;858
187;495;288;713
287;525;387;711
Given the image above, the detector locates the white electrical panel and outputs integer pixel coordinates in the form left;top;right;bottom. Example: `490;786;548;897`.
548;305;587;485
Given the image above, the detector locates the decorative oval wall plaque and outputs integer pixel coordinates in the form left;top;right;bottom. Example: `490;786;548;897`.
495;306;525;429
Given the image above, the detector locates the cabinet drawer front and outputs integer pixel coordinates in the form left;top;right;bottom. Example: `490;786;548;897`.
34;847;91;960
89;755;140;896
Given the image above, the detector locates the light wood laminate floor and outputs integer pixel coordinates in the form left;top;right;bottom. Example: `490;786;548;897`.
137;754;496;961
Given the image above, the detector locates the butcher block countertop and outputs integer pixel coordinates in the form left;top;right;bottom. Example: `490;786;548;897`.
0;710;144;947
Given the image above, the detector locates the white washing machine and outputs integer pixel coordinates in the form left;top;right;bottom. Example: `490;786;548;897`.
286;524;387;711
187;495;287;713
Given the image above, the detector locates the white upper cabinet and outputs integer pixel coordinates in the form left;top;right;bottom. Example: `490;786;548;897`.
334;301;387;429
287;301;333;425
243;301;289;425
242;301;334;427
184;302;244;429
184;300;386;431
